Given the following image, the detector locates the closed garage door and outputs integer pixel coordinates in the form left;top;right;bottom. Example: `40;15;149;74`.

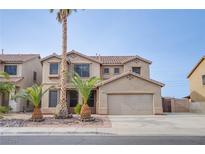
108;94;153;115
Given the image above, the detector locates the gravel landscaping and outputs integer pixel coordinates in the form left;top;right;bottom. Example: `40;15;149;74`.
0;115;112;128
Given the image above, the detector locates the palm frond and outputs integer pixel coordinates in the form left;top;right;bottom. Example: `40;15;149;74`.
72;73;100;104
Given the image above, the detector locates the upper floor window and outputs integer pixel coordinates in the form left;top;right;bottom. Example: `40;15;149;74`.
114;68;120;74
49;63;59;75
33;71;37;82
103;68;109;74
132;67;141;75
4;65;17;75
74;64;90;77
202;75;205;85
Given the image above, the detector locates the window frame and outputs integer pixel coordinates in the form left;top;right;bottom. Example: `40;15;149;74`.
132;67;141;75
4;65;17;76
49;90;58;107
74;63;90;77
33;71;37;82
114;67;120;74
202;75;205;85
49;62;59;75
103;67;110;74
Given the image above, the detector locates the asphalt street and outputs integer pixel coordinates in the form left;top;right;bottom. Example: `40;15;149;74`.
1;135;205;145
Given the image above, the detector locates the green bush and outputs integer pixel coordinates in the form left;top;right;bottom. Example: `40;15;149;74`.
0;106;11;114
74;103;82;115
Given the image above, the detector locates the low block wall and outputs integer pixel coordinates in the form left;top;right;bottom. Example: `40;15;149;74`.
190;102;205;113
171;98;190;112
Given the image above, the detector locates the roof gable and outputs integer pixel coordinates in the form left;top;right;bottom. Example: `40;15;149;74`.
41;53;61;63
67;50;102;64
97;71;164;87
187;56;205;78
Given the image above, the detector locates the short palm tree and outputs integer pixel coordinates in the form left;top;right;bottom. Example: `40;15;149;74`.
0;71;15;95
50;9;76;119
13;84;50;122
72;73;100;120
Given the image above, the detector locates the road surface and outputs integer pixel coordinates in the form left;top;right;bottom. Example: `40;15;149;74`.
1;135;205;145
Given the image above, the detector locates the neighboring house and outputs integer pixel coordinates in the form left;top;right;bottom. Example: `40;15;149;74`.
41;50;164;115
187;56;205;102
0;54;42;112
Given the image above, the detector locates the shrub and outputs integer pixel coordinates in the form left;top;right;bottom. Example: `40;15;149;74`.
74;103;82;115
0;106;11;114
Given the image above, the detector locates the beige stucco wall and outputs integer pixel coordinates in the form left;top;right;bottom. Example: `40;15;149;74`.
42;57;61;84
42;53;101;84
124;60;150;78
21;57;42;88
189;59;205;102
101;65;124;80
97;74;163;114
41;53;101;113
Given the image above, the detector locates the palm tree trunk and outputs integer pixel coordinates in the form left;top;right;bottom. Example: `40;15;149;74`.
80;99;91;119
31;107;44;122
55;14;70;118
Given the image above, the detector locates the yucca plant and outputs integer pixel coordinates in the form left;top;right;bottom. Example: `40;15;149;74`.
72;73;100;120
13;84;50;122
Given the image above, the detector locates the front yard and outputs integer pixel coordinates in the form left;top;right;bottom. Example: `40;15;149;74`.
0;113;111;128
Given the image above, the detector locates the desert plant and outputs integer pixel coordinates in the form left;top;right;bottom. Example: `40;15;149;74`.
0;71;15;93
74;103;82;115
72;73;100;120
0;106;11;114
12;84;51;122
50;9;77;119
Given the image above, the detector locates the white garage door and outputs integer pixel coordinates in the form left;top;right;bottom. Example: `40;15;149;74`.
108;94;153;115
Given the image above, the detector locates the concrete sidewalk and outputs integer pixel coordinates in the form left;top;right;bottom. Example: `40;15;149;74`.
1;114;205;136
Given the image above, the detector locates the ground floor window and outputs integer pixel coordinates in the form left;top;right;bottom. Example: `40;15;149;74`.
49;90;58;107
68;90;78;107
87;90;95;107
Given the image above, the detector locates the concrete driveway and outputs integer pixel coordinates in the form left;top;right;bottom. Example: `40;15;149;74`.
97;113;205;136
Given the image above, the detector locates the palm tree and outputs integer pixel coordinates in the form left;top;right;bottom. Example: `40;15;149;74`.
72;73;100;120
13;84;50;122
0;71;15;97
50;9;76;119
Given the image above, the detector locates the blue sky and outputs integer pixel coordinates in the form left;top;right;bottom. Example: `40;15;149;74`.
0;9;205;98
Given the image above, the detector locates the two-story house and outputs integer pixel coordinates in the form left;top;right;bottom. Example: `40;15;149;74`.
0;54;42;112
187;56;205;112
41;50;164;115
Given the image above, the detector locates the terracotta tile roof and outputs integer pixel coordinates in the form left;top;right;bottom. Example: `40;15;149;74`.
90;56;134;64
41;50;152;65
90;55;152;64
0;54;40;63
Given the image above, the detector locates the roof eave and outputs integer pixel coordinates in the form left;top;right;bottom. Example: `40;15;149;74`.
187;56;205;78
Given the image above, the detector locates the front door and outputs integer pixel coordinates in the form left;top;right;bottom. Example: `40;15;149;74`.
67;90;78;113
87;90;96;114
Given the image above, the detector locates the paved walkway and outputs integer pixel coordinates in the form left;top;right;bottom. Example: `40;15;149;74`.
1;113;205;136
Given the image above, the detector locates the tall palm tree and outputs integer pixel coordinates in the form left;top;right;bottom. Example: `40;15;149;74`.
72;73;100;120
50;9;76;118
